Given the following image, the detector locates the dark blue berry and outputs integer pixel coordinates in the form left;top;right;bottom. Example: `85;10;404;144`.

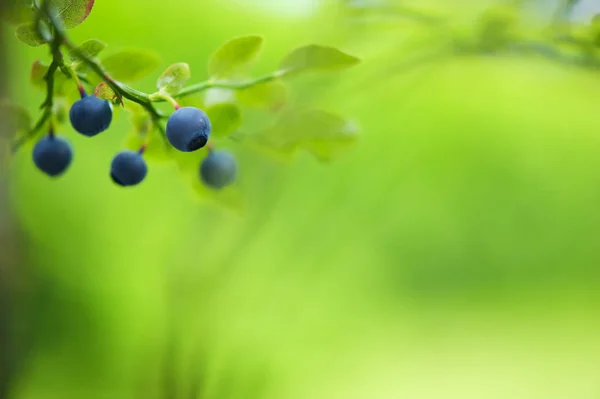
166;107;211;152
69;94;113;137
32;135;73;177
110;150;147;187
200;150;237;189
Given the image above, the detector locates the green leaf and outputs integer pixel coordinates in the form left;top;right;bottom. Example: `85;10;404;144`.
0;101;31;138
208;35;264;78
48;0;95;29
279;44;360;76
68;39;107;63
15;23;46;47
237;81;287;110
101;49;161;82
157;63;191;95
251;109;358;162
205;103;242;138
1;0;35;25
94;82;116;101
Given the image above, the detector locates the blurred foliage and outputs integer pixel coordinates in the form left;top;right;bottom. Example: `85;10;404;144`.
4;0;600;399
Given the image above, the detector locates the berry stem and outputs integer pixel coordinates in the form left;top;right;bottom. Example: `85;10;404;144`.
150;92;180;110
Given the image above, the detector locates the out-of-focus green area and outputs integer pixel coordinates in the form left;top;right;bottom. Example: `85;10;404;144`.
5;1;600;398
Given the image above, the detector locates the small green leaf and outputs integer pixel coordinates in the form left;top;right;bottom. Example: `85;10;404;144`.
0;101;31;138
15;23;46;47
156;63;191;95
205;103;242;138
208;35;264;78
1;0;35;25
279;45;360;76
48;0;95;29
94;82;116;101
69;39;107;63
237;81;287;110
101;49;161;82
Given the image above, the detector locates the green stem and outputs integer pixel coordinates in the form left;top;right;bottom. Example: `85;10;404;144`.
173;72;282;99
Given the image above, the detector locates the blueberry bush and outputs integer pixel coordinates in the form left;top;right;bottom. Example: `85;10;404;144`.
1;0;360;195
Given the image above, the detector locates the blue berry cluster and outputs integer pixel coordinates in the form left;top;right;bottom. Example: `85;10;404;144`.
32;95;237;190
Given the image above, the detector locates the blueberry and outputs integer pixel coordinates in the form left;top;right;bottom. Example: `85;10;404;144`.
200;150;237;189
110;150;147;187
32;135;73;177
166;107;211;152
69;94;113;137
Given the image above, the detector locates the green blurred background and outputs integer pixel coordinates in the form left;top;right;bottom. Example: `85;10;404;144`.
3;0;600;398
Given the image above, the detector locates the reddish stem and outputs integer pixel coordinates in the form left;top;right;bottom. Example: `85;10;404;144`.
139;143;147;154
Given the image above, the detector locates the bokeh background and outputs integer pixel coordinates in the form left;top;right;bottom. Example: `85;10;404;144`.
2;0;600;398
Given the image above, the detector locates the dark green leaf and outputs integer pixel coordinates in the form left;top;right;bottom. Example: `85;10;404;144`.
0;101;31;138
237;81;287;110
279;45;360;76
15;23;46;47
208;35;263;78
1;0;35;25
48;0;95;29
205;103;242;138
101;49;161;82
157;63;191;95
68;38;107;63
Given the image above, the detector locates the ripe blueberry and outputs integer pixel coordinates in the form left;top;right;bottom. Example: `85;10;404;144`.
166;107;211;152
200;150;237;189
32;135;73;177
69;94;113;137
110;150;148;187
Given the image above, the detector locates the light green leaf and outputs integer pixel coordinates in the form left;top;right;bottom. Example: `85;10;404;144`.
237;81;287;110
208;35;264;78
48;0;95;29
157;63;191;95
251;109;358;162
69;39;107;63
205;103;242;138
279;44;360;76
15;23;46;47
101;49;161;82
